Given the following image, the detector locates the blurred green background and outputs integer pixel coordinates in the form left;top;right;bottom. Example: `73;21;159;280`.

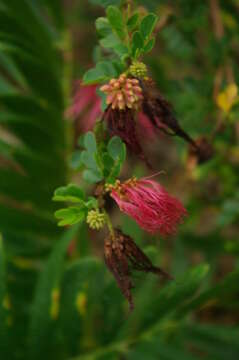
0;0;239;359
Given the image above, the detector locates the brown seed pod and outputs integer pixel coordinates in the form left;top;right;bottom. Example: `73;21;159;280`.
104;229;172;310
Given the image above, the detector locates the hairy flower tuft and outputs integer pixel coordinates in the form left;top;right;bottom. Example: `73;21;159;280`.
100;74;143;110
110;177;187;235
129;61;148;78
86;209;106;230
104;229;172;310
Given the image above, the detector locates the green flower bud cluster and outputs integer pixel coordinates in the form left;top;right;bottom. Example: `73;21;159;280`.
86;209;106;230
129;61;148;79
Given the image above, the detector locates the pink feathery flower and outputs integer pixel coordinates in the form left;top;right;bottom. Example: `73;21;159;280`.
110;177;187;235
66;81;102;132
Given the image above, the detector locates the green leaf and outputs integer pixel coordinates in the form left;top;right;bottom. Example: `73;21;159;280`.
84;132;97;153
95;61;118;78
0;235;9;357
59;257;104;353
106;137;126;182
0;52;25;87
40;0;64;29
0;203;59;237
53;184;85;203
82;67;107;85
0;168;58;211
80;151;98;171
184;324;239;360
128;339;198;360
85;196;99;210
217;194;239;226
28;226;79;359
55;207;86;226
118;264;210;339
83;61;118;85
0;139;12;161
106;5;126;40
70;150;83;170
106;159;122;183
1;47;63;108
80;133;100;172
0;0;55;64
95;17;112;37
102;153;115;175
107;136;126;162
0;1;67;356
127;13;139;32
83;169;103;184
100;33;121;49
113;44;129;60
140;13;158;40
132;31;144;58
89;0;121;7
177;267;239;317
144;37;156;53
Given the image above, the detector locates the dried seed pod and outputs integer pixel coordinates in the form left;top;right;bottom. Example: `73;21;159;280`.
102;106;150;166
104;229;172;310
141;78;198;147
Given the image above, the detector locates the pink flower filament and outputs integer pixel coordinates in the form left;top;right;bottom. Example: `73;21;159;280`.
110;179;187;235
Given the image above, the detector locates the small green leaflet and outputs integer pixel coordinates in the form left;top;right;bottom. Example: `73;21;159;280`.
55;207;86;227
106;5;127;40
107;136;126;162
140;13;158;41
83;61;118;85
53;184;85;203
127;13;139;32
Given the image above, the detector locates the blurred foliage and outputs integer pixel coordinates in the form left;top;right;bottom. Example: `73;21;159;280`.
0;0;239;360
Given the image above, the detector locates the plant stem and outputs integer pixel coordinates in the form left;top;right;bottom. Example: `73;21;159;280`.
103;210;115;239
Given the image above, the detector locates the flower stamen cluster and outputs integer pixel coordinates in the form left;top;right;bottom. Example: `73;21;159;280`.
100;74;143;110
105;178;138;199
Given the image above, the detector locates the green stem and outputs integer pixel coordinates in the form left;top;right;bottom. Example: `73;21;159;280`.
103;210;115;239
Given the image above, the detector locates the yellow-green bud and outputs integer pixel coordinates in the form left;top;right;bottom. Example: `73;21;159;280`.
129;62;148;79
86;209;106;230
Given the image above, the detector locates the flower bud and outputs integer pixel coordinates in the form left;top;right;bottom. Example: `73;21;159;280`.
86;209;106;230
100;74;143;111
129;61;148;78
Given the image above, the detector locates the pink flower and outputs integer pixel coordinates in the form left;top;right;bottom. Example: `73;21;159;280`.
110;177;187;235
66;81;102;132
